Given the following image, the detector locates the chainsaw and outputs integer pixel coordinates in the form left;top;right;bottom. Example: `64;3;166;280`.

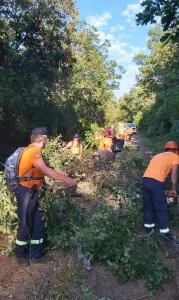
165;190;178;205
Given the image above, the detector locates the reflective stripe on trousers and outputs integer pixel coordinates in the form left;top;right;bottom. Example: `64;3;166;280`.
15;239;28;246
160;228;169;233
30;238;43;245
15;238;43;246
142;177;169;232
144;223;155;228
14;184;45;259
144;224;169;233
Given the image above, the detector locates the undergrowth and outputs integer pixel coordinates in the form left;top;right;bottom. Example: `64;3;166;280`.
0;136;176;294
41;191;172;295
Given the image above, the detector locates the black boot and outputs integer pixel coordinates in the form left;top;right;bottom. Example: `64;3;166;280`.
16;256;29;267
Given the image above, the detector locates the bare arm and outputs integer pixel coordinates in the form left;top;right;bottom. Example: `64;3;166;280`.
103;143;107;151
62;141;72;151
33;160;76;187
79;144;83;157
171;164;178;193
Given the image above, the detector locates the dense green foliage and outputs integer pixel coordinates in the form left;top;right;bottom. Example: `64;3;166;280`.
0;137;176;294
0;0;77;140
136;0;179;44
117;26;179;145
0;0;122;160
66;23;123;134
115;2;179;145
1;0;179;296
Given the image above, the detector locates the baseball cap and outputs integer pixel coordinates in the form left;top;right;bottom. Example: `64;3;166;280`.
32;127;48;135
74;134;80;139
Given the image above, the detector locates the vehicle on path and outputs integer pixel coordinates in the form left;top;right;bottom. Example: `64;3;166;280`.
125;123;137;134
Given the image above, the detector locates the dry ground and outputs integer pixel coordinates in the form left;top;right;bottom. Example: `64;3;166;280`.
0;134;179;300
0;249;179;300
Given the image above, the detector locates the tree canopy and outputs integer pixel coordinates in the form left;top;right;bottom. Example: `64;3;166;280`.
117;26;179;139
136;0;179;44
0;0;123;157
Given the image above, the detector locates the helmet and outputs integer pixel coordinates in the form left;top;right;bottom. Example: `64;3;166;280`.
103;129;111;137
164;141;178;150
74;133;80;139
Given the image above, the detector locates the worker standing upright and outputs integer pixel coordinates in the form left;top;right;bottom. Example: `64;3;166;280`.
126;127;133;141
97;129;113;160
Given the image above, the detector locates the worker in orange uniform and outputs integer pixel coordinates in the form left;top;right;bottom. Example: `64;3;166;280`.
97;133;105;157
62;134;83;159
14;127;76;266
98;129;115;161
142;141;179;246
118;132;126;147
126;127;133;141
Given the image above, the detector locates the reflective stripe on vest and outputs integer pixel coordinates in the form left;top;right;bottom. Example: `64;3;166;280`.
160;228;169;233
30;238;43;245
15;239;28;246
144;223;155;228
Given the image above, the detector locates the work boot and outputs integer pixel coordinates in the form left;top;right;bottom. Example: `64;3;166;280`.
16;257;29;267
30;253;53;264
161;232;179;248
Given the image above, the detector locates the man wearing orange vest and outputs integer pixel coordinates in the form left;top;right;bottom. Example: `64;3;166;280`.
15;127;76;266
142;141;179;246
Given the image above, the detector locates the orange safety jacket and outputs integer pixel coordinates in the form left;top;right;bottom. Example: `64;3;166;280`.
103;137;113;152
18;145;44;189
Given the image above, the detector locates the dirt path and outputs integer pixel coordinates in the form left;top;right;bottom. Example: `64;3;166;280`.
125;133;153;159
1;249;179;300
0;134;179;300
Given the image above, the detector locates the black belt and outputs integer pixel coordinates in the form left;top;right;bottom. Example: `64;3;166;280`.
19;176;43;182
